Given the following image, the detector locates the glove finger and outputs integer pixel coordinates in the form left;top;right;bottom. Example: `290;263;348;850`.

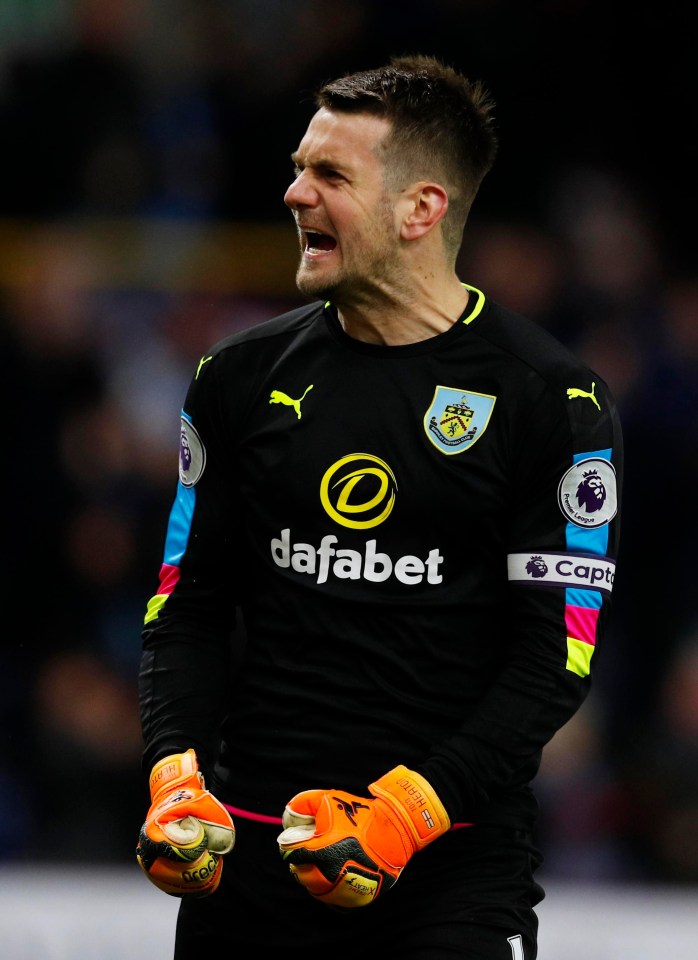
282;789;326;822
161;816;205;847
281;800;317;831
277;821;316;847
201;822;236;854
282;807;316;829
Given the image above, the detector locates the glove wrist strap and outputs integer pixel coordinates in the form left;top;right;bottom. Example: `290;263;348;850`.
149;748;203;802
369;765;450;850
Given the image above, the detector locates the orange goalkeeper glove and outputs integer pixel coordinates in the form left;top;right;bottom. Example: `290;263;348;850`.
277;765;450;908
136;748;235;898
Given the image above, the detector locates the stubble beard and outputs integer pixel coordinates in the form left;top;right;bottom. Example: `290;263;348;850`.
295;263;334;302
295;254;366;305
295;262;379;307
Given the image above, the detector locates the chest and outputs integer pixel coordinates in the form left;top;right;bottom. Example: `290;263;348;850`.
235;344;518;560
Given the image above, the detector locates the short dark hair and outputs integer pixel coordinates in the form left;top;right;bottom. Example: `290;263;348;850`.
315;54;498;254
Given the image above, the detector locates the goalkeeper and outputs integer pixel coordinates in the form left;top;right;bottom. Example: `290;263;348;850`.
137;55;623;959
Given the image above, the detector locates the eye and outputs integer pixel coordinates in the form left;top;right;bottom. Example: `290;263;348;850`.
323;167;344;182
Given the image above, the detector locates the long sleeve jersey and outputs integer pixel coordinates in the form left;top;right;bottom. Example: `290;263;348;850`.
139;284;623;830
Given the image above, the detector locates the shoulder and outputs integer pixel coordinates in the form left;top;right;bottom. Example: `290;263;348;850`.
187;301;324;388
179;301;323;416
468;290;621;443
475;295;590;384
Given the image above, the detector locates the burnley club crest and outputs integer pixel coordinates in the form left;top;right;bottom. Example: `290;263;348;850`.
424;386;496;455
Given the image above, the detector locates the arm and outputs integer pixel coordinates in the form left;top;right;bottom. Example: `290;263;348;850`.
137;351;242;894
419;372;623;820
138;348;242;775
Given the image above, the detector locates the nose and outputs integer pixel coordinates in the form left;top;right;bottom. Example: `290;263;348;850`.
284;171;317;210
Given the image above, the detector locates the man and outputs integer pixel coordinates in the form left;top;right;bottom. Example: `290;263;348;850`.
137;55;623;959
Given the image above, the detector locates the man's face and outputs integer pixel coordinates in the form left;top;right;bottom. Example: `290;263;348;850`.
284;108;404;303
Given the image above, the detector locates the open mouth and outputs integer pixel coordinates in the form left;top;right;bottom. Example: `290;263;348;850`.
304;230;337;253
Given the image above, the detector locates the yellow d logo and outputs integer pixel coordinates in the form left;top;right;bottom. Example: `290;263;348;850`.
320;454;397;529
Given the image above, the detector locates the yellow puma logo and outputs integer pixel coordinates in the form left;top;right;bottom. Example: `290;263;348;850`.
269;384;314;419
566;381;600;411
195;355;213;379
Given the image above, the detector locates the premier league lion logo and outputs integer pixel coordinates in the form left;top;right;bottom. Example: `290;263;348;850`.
178;416;206;487
576;469;606;513
180;428;192;474
525;556;548;579
558;456;617;528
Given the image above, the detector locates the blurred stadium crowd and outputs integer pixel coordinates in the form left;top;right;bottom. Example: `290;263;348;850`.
2;0;697;885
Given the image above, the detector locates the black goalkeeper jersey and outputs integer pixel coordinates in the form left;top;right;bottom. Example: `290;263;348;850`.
139;284;623;831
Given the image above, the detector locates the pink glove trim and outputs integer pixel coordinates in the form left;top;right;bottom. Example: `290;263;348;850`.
224;803;283;825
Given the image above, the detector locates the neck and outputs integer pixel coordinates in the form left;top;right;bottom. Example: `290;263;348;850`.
336;273;469;346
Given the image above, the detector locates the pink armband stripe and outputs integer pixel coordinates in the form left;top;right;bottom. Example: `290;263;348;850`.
565;603;599;647
158;562;180;595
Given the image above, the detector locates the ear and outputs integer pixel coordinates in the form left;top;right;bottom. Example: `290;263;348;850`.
399;182;449;241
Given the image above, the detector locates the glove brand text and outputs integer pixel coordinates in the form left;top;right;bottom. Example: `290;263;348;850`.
183;855;217;883
396;775;438;832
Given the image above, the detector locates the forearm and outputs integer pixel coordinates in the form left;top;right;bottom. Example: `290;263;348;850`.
139;630;232;777
418;612;590;821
